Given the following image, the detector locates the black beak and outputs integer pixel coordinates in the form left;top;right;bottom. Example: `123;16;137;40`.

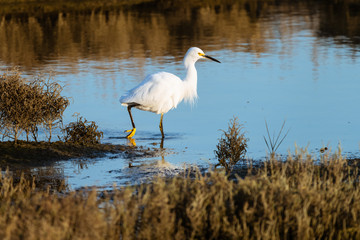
204;55;221;63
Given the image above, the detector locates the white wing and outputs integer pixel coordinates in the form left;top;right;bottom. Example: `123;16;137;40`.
120;72;184;114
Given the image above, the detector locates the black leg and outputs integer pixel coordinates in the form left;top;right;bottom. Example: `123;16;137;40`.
125;106;136;138
128;106;136;129
159;113;165;139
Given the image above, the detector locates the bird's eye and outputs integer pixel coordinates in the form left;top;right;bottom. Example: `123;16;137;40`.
198;53;204;56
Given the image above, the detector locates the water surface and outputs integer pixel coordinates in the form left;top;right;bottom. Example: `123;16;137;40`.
1;0;359;188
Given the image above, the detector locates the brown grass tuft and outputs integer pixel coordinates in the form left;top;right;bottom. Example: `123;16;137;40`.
215;117;248;173
0;69;69;143
62;113;103;145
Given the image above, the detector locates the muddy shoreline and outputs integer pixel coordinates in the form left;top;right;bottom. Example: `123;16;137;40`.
0;141;157;170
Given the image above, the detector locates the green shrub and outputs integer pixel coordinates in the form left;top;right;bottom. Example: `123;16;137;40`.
215;117;248;173
62;114;103;145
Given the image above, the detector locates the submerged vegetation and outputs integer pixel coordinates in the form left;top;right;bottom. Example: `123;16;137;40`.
1;151;360;239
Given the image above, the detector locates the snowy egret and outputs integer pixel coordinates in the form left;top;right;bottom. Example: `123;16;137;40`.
119;47;220;138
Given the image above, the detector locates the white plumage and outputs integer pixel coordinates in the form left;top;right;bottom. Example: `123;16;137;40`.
120;72;186;114
120;47;220;138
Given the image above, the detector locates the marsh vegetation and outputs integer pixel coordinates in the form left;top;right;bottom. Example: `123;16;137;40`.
0;99;359;239
0;69;69;143
0;0;360;238
0;69;152;174
215;117;248;173
1;151;360;239
0;69;105;145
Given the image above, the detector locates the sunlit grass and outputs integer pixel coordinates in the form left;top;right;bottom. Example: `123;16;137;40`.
0;69;69;143
1;149;360;239
62;113;103;145
215;116;248;173
0;69;106;145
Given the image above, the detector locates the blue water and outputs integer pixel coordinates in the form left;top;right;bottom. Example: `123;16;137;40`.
1;5;360;189
55;31;360;188
60;33;360;157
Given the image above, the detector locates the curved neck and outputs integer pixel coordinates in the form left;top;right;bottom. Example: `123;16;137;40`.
184;62;197;83
182;62;198;103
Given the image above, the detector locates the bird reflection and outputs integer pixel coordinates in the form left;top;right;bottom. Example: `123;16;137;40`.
127;136;166;167
160;137;164;150
126;131;165;150
160;137;165;163
123;135;184;186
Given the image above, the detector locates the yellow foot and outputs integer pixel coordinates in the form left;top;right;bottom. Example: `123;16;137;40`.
125;128;136;138
127;138;136;146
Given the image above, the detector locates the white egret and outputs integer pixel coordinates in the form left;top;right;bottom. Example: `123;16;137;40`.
119;47;220;138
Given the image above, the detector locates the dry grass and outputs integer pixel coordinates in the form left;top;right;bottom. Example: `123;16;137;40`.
263;120;290;157
1;150;360;240
215;117;248;173
0;69;69;143
0;69;105;145
62;113;103;145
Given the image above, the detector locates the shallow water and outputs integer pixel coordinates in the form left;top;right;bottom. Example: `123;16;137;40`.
1;1;360;189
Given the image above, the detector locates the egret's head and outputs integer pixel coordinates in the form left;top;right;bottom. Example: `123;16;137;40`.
183;47;221;67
